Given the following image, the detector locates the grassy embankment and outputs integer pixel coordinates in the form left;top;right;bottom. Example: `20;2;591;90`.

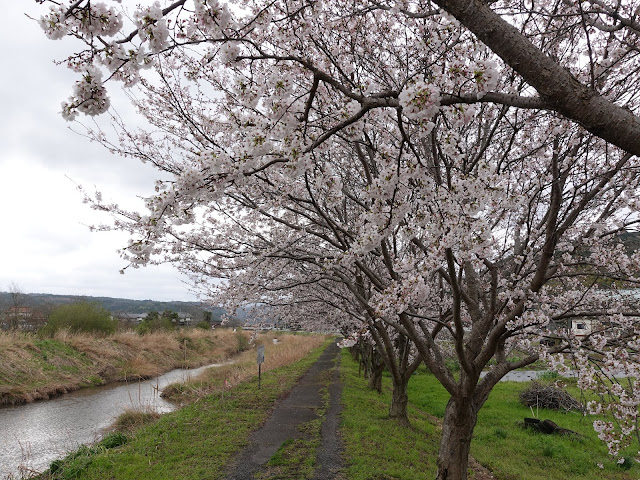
161;332;328;404
25;342;638;480
31;333;331;480
339;349;639;480
0;328;249;405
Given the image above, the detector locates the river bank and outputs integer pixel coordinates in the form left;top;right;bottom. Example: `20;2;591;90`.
0;361;224;479
27;336;333;480
0;328;248;406
1;333;330;479
16;342;640;480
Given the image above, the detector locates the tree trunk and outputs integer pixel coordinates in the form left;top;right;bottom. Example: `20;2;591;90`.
350;345;360;362
389;376;410;426
436;396;478;480
360;340;372;378
367;358;384;393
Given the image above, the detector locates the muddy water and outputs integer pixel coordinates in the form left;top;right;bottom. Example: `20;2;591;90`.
0;363;223;478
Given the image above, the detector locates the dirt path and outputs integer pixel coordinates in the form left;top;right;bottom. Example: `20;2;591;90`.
224;342;344;480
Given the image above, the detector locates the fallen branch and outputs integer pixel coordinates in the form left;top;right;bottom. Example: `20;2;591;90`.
523;417;581;437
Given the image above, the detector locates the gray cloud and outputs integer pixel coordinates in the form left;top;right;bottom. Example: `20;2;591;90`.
0;3;198;302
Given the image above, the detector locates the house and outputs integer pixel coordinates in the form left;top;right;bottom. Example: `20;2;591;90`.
115;313;148;325
7;306;33;318
177;312;193;326
2;306;47;331
571;319;593;338
539;317;600;345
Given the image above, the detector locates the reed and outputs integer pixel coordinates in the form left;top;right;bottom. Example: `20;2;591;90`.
162;333;329;403
110;407;161;434
0;328;253;405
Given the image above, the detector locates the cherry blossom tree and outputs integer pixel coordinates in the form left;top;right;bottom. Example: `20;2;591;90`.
35;1;640;479
164;135;424;423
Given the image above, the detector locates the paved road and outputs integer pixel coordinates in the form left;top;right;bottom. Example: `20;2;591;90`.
224;342;343;480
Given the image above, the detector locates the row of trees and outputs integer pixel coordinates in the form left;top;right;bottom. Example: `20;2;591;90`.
0;294;212;334
35;1;640;478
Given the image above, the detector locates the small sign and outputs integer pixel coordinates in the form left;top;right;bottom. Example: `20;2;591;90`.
257;345;265;365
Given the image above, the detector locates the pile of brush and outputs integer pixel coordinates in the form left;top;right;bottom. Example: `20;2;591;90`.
519;381;583;412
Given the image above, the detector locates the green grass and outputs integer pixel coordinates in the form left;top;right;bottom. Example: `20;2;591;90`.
259;430;317;479
266;438;295;466
31;339;92;375
37;341;331;480
340;350;440;480
37;345;640;480
46;433;129;480
340;352;639;480
407;367;639;480
80;375;105;388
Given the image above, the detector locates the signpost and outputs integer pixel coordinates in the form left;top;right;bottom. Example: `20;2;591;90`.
257;345;265;389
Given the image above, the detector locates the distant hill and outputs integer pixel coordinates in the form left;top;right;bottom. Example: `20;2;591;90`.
0;292;227;322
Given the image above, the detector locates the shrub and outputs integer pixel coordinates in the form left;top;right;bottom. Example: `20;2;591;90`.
42;302;117;336
136;311;176;334
196;320;211;330
235;331;250;352
445;357;460;373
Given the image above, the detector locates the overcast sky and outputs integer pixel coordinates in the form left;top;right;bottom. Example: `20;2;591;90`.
0;3;200;302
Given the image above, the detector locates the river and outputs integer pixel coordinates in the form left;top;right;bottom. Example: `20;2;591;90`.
0;363;223;479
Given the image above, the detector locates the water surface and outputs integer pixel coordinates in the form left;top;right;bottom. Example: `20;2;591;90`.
0;363;221;478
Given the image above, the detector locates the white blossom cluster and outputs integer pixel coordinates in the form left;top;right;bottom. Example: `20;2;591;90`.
61;67;110;121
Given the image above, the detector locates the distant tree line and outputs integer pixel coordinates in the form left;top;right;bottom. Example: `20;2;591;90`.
0;290;229;330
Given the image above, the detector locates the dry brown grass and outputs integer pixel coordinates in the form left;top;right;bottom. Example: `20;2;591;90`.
0;328;255;405
110;407;162;434
139;331;182;352
257;333;328;371
162;332;329;403
64;331;123;360
0;330;35;348
111;330;144;348
121;354;163;380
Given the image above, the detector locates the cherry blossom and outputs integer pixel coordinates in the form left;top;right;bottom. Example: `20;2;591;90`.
34;1;640;479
